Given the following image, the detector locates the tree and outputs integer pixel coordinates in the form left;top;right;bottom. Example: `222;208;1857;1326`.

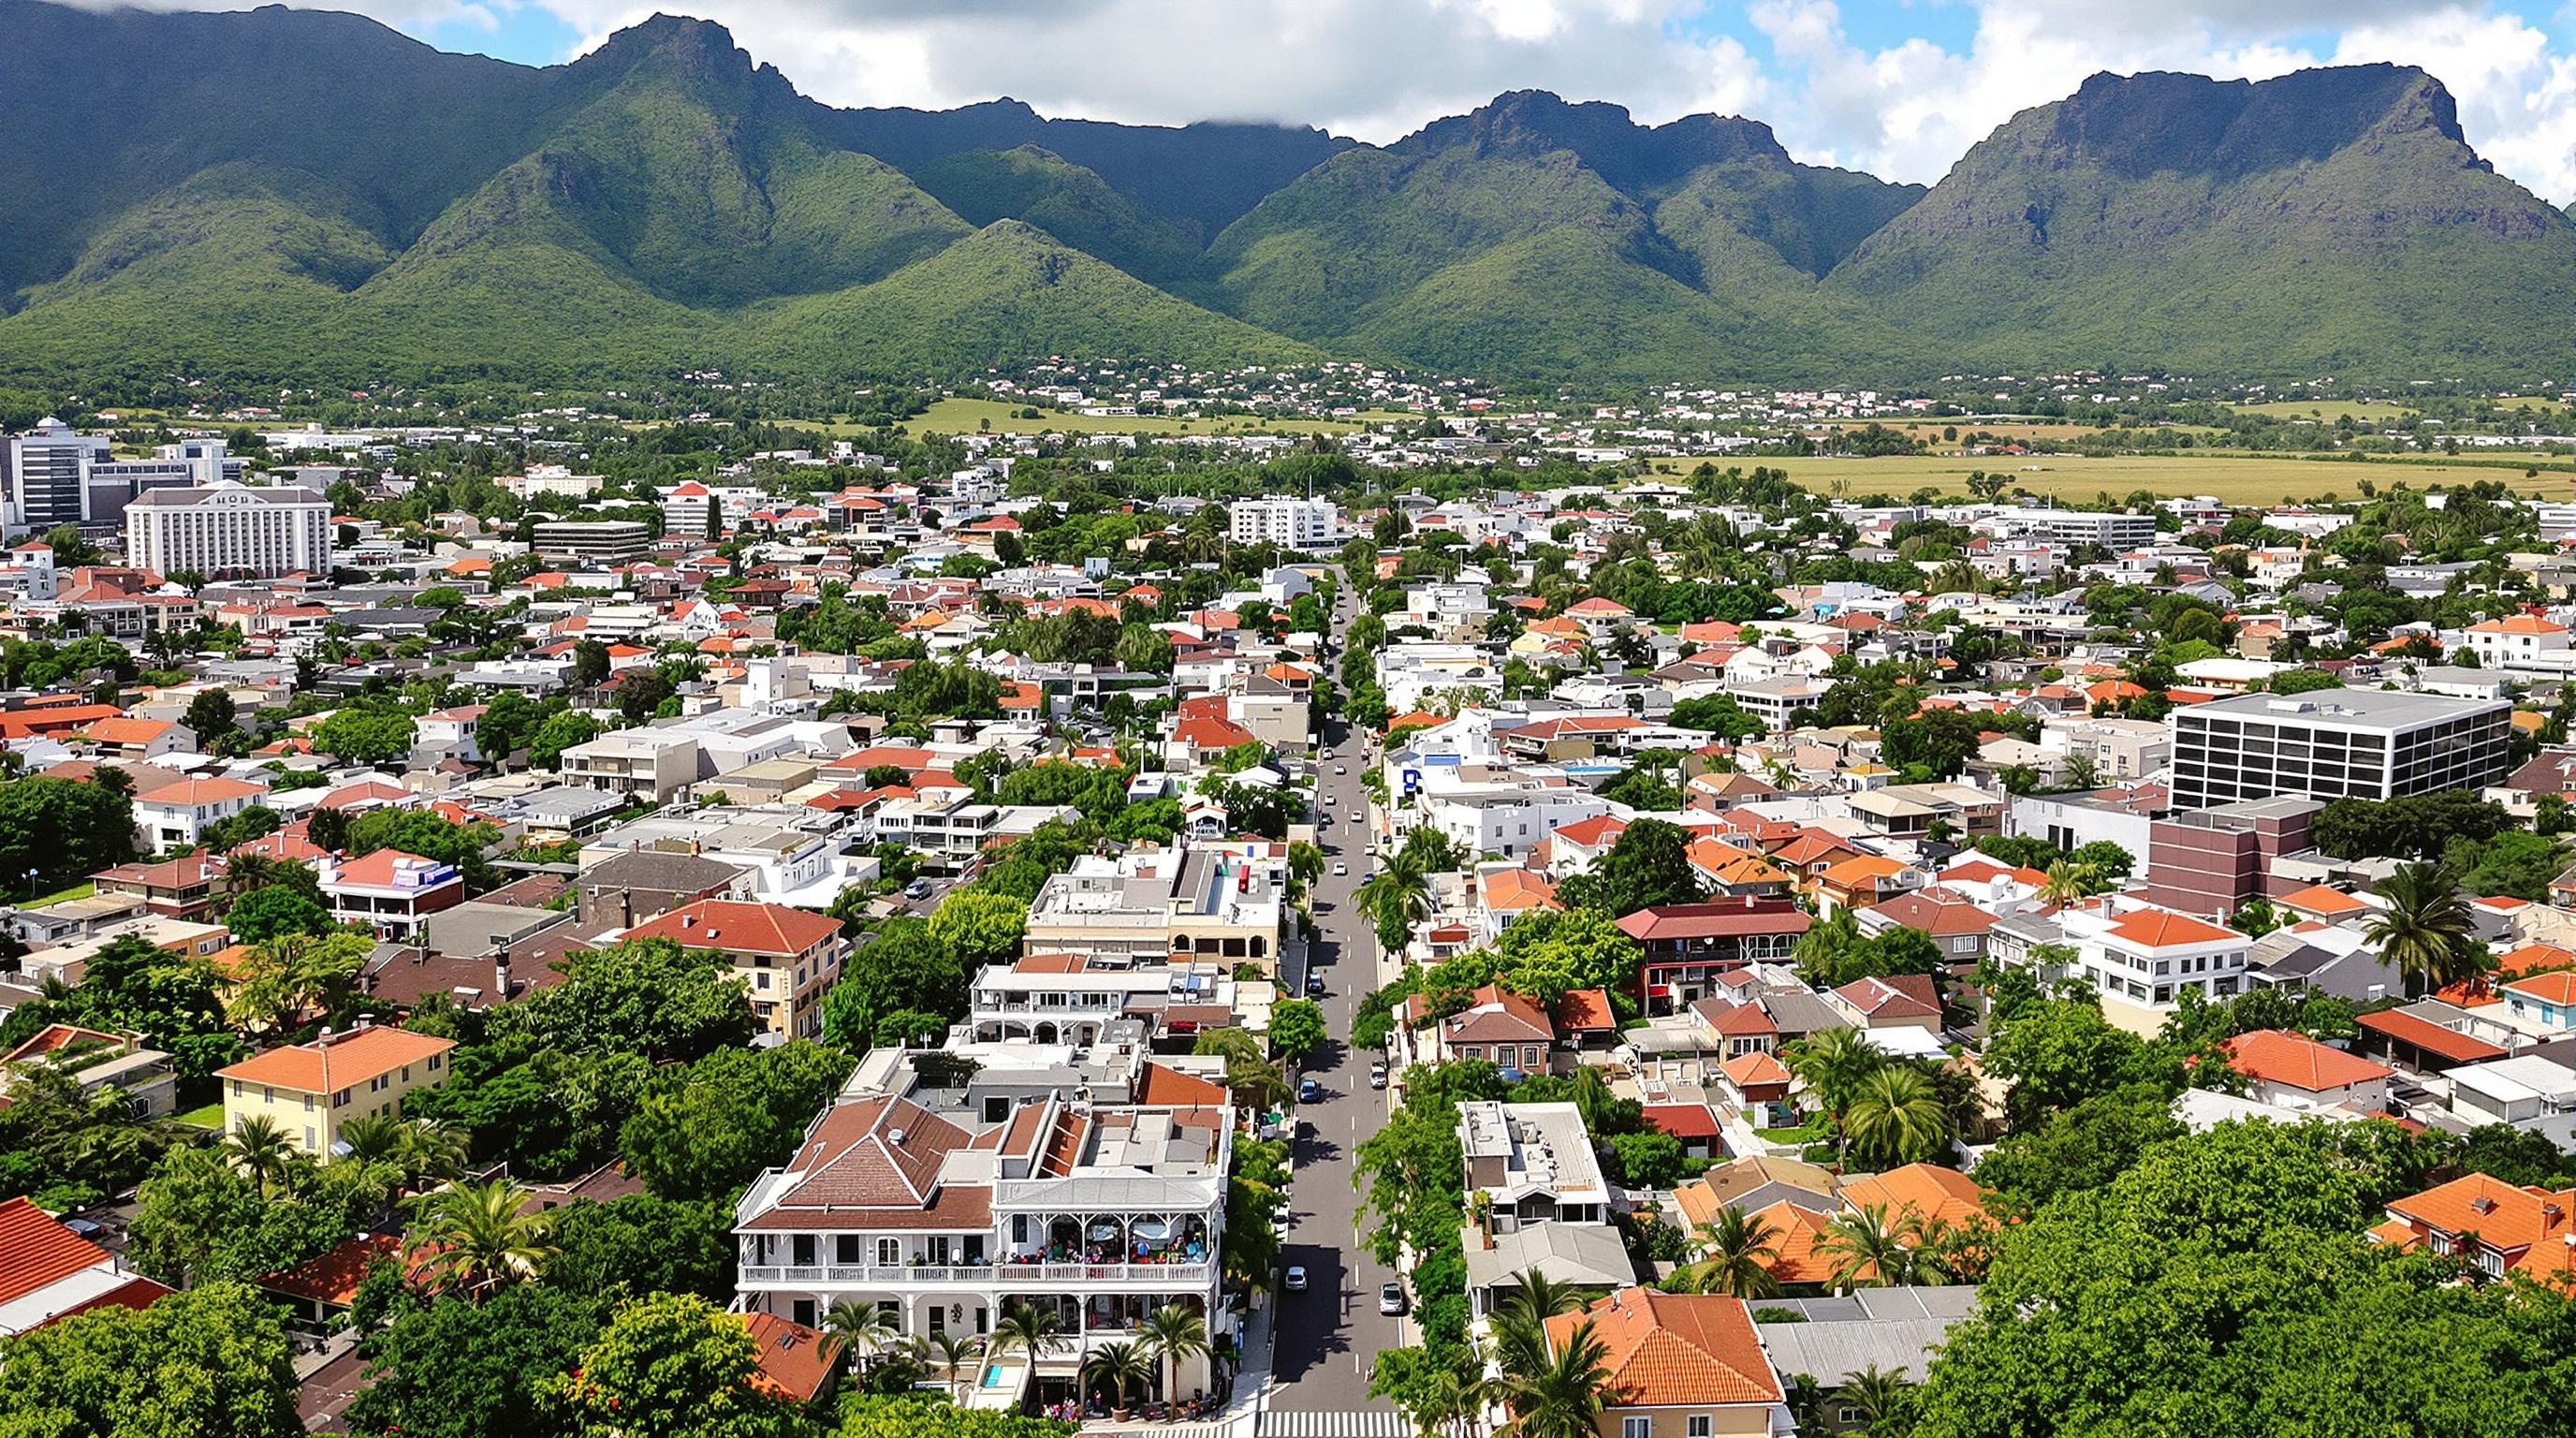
223;885;333;945
1358;852;1435;953
1605;1130;1690;1188
2037;860;2105;905
1670;1209;1781;1299
490;936;754;1064
1970;1086;2183;1219
1496;1317;1615;1438
1816;1203;1913;1289
1845;1065;1954;1168
224;1115;300;1200
409;1178;557;1299
1667;695;1766;740
184;687;240;743
549;1293;806;1438
1081;1339;1155;1414
909;1330;988;1401
991;1299;1069;1371
527;711;602;770
546;1193;738;1303
1554;818;1702;916
819;917;968;1053
620;1043;856;1202
927;889;1028;966
1492;908;1645;1005
1139;1302;1209;1404
312;707;417;767
226;930;370;1034
1266;998;1327;1064
569;640;611;692
344;808;500;890
2364;861;2484;996
1834;1364;1918;1435
0;772;136;888
1983;1000;2173;1130
824;1299;900;1363
1784;1027;1881;1167
344;1284;603;1438
0;1283;300;1438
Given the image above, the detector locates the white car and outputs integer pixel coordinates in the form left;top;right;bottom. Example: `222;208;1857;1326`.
1351;809;1366;823
1334;765;1346;775
1332;861;1348;876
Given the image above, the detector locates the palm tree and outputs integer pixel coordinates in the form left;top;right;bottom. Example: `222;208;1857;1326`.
332;1112;408;1166
1782;1374;1831;1436
1783;1027;1881;1168
2367;862;2485;996
408;1178;555;1299
1834;1363;1917;1431
910;1330;985;1401
2037;860;2101;907
824;1299;900;1366
1490;1268;1589;1379
1497;1317;1615;1438
1412;1361;1491;1438
1358;852;1433;935
1080;1339;1155;1416
1845;1066;1954;1168
395;1120;471;1186
1816;1203;1912;1291
991;1299;1067;1371
224;1115;299;1198
1139;1302;1210;1404
1670;1208;1781;1299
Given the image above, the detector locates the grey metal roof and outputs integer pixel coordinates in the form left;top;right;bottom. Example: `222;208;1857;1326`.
1461;1221;1636;1292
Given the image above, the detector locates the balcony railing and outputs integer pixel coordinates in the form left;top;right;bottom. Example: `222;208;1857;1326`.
739;1261;1213;1286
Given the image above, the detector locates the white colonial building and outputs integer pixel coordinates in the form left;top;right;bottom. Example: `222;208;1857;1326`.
124;480;331;580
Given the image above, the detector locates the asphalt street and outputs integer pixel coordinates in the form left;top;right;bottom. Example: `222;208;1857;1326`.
1267;580;1405;1419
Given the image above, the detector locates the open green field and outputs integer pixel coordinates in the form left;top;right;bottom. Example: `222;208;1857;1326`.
1649;450;2576;504
2228;400;2421;423
891;397;1385;438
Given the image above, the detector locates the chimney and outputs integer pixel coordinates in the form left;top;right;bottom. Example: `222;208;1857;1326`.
2471;1196;2497;1215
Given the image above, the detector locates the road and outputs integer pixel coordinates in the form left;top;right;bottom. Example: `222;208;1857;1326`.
1267;580;1406;1426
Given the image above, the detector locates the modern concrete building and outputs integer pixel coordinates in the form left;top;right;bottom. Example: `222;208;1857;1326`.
1226;497;1337;549
1022;846;1290;973
124;481;331;580
2141;796;2321;917
2169;690;2512;811
530;520;652;565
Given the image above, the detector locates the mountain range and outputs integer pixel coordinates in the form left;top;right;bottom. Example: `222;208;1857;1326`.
1;0;2569;388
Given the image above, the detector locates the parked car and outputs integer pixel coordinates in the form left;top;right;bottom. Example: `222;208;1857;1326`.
1297;1078;1323;1103
1334;765;1346;775
1306;975;1326;997
903;879;931;900
1331;861;1348;876
1379;1282;1408;1315
1369;1063;1388;1089
1284;1266;1310;1292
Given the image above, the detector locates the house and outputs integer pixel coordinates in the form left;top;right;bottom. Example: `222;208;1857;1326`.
1538;1288;1785;1438
131;776;269;851
1672;1157;1838;1232
0;1196;169;1336
2219;1029;2393;1112
1836;1164;1986;1230
1854;890;1997;974
1617;900;1813;1014
2501;973;2576;1034
0;1023;178;1118
216;1025;457;1157
1827;975;1943;1034
621;899;847;1043
1459;1101;1613;1231
744;1313;842;1406
1403;984;1557;1073
318;849;466;940
256;1233;404;1329
91;853;227;920
2372;1172;2576;1283
574;848;754;930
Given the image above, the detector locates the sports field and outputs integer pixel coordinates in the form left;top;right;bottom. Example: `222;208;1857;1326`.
1649;450;2576;505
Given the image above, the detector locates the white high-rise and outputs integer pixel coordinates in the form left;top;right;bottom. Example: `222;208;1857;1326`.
1228;497;1338;549
124;480;332;580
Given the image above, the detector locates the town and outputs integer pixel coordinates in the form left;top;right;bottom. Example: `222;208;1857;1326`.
0;385;2573;1438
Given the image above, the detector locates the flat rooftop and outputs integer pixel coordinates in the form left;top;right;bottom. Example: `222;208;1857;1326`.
2178;689;2508;730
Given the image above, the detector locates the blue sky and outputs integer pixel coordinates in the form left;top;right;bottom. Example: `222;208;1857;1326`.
218;0;2576;202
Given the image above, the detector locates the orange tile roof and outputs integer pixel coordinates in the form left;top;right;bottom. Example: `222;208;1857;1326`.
1553;988;1617;1032
2387;1172;2576;1258
2277;884;2369;917
0;1196;117;1308
1740;1199;1846;1284
1543;1288;1782;1407
2221;1029;2392;1093
1838;1164;1986;1229
257;1232;402;1306
624;899;842;957
2503;972;2576;1005
2106;907;2242;948
743;1313;843;1402
1718;1050;1792;1088
216;1026;455;1094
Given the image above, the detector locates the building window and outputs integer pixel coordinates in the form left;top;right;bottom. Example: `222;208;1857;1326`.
1687;1419;1711;1438
878;1238;900;1266
1622;1419;1651;1438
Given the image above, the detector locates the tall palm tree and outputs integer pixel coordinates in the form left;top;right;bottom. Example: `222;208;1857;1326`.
1816;1203;1912;1291
1783;1027;1881;1168
1412;1361;1491;1438
332;1112;408;1167
1834;1364;1918;1431
2366;862;2485;996
2037;860;2101;907
1490;1268;1589;1379
910;1331;985;1401
395;1120;471;1186
1845;1066;1954;1168
407;1178;555;1299
991;1299;1067;1371
1497;1318;1615;1438
1139;1302;1210;1403
1080;1339;1155;1416
1358;852;1434;935
1670;1208;1781;1299
824;1299;900;1365
224;1115;299;1198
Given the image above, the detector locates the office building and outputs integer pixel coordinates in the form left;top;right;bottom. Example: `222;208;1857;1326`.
5;418;108;534
1227;497;1337;550
530;520;652;564
2142;796;2321;917
2006;509;2157;549
124;481;331;580
2170;690;2513;811
86;439;245;527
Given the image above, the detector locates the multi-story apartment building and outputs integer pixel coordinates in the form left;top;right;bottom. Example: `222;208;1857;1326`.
1617;900;1814;1013
1226;498;1337;550
560;727;701;803
2005;509;2157;549
529;520;651;565
5;417;108;533
963;955;1243;1048
318;849;467;940
216;1025;455;1156
734;1081;1232;1405
124;481;332;580
622;899;845;1041
2055;897;2251;1021
1022;847;1290;973
2169;690;2512;811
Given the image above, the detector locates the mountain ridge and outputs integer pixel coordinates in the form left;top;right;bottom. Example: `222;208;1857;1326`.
0;1;2567;386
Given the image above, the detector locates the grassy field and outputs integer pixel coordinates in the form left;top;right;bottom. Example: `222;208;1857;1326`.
173;1100;225;1130
886;397;1383;438
1650;451;2576;504
2228;400;2421;423
18;882;95;909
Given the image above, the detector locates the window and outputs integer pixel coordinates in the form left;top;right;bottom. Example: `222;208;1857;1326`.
1621;1420;1650;1438
1687;1419;1711;1438
878;1238;901;1266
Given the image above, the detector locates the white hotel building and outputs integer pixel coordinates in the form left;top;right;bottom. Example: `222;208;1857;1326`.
124;480;332;580
1227;497;1338;550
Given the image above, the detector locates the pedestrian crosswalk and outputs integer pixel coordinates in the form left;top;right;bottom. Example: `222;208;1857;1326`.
1257;1410;1412;1438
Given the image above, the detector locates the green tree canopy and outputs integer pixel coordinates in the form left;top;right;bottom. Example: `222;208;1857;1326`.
0;1283;300;1438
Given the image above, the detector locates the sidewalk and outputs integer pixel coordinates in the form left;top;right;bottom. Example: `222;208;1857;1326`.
1076;1299;1271;1438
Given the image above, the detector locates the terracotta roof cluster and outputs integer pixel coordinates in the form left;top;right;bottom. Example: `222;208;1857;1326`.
1542;1288;1783;1407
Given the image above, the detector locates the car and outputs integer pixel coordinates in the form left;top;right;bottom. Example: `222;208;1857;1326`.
1318;749;1332;761
1369;1063;1388;1090
1334;765;1346;775
1297;1078;1323;1103
1351;809;1366;823
902;880;931;900
1283;1266;1310;1292
1306;975;1326;997
1379;1283;1409;1315
1331;861;1348;876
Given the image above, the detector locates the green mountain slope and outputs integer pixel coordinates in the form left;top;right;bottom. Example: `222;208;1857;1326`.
1826;65;2576;379
909;146;1206;284
754;220;1316;375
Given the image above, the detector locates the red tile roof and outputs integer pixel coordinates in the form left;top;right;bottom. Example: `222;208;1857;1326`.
2356;1008;2509;1066
2222;1029;2392;1093
743;1313;842;1402
623;899;842;957
216;1027;454;1093
1542;1288;1782;1407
